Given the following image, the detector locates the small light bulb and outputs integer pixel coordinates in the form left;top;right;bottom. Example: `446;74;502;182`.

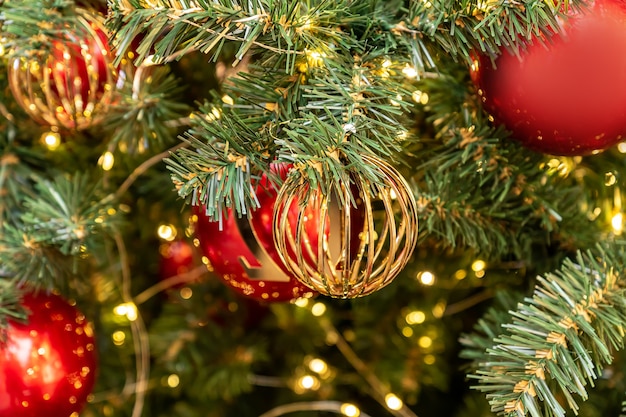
612;212;623;234
308;358;328;374
311;302;326;316
341;403;360;417
405;310;426;325
418;335;433;348
471;260;486;272
402;65;418;79
294;298;309;308
113;302;138;321
385;393;403;411
167;374;180;388
157;224;177;241
41;131;61;150
99;151;115;171
417;271;435;286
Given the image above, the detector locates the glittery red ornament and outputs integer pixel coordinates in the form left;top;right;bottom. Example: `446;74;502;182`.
0;291;97;417
8;8;116;130
470;0;626;156
159;239;196;286
193;164;316;302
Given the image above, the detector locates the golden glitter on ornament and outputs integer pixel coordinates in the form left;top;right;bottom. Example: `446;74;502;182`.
273;154;419;298
7;9;117;130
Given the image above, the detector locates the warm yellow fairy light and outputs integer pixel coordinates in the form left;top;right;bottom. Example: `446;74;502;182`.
471;259;486;272
417;271;435;286
402;326;413;337
605;172;617;186
167;374;180;388
311;302;327;316
297;375;318;390
432;301;446;318
221;94;234;105
308;358;328;374
385;393;403;410
418;335;433;349
402;65;418;79
389;93;403;106
618;142;626;153
157;224;177;241
412;90;429;105
382;59;392;68
612;212;623;234
405;310;426;325
113;302;138;321
294;298;309;308
306;49;327;67
341;403;360;417
179;287;193;300
454;269;467;280
41;131;61;150
112;330;126;346
99;151;115;171
423;354;436;365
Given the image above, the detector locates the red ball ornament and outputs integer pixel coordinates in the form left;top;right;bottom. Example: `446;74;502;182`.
193;164;316;302
8;8;117;130
470;0;626;156
159;239;196;287
0;291;97;417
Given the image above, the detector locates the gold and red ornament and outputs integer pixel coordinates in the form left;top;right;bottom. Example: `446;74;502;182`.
0;291;97;417
470;0;626;156
273;154;419;298
193;164;316;303
8;8;117;130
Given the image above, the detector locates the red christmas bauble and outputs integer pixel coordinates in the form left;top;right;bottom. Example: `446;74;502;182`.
194;164;316;302
0;291;97;417
470;0;626;156
159;239;196;287
49;19;111;109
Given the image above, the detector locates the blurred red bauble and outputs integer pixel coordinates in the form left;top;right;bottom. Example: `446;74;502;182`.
8;8;117;130
470;0;626;156
193;164;316;302
159;239;196;287
0;291;97;417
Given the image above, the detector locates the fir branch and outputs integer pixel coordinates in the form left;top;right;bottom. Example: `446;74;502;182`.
165;107;268;221
1;1;88;57
0;124;45;224
409;67;595;259
110;0;344;68
104;65;191;155
20;173;121;255
404;0;588;62
0;223;76;285
0;278;27;339
468;244;626;417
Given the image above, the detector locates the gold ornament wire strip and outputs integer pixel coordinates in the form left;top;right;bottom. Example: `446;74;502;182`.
8;9;116;130
273;154;418;298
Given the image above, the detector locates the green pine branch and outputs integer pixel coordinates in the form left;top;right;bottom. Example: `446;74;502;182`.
19;173;121;255
466;244;626;417
1;0;88;57
104;65;191;155
404;0;587;62
0;279;27;339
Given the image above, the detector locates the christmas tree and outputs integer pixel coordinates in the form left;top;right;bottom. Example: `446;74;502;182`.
2;0;626;416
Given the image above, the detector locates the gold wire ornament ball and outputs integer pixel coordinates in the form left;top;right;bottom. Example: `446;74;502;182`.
272;154;419;298
7;8;116;130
